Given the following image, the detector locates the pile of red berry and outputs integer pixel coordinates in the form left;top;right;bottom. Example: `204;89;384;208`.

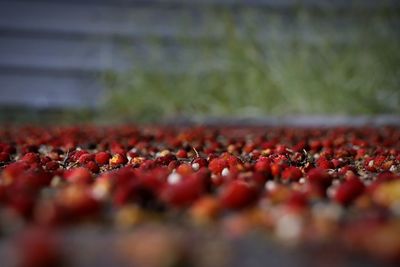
0;125;400;266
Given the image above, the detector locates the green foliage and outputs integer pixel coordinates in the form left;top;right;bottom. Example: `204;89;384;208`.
102;9;400;122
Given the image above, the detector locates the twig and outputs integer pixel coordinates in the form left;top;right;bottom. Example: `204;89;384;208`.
192;147;200;158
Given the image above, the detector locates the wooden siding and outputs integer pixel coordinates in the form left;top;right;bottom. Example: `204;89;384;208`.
0;0;398;108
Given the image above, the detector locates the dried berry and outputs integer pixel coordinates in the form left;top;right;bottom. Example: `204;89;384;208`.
95;151;111;166
335;177;365;206
110;153;128;167
281;166;303;181
219;180;257;209
0;151;10;162
64;167;92;184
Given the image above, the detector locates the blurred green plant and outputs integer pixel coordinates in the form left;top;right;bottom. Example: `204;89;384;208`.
102;8;400;122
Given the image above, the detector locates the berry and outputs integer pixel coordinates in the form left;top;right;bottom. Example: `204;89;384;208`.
69;150;88;162
334;177;365;206
307;168;332;188
176;163;193;176
176;149;187;158
155;154;177;166
208;158;228;174
219;180;257;209
77;153;94;164
21;153;40;164
110;153;128;167
0;152;10;162
192;157;208;168
161;174;207;207
316;157;334;169
95;152;111;166
85;161;100;173
271;163;282;177
64;167;92;184
254;157;271;173
45;161;59;171
281;166;303;181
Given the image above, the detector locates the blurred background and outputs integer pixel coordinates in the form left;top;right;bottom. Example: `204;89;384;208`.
0;0;399;123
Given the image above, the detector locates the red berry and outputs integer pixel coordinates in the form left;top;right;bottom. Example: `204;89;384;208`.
127;149;139;158
281;166;303;181
0;152;10;162
70;150;88;162
251;171;268;186
41;156;51;165
45;161;59;171
0;144;16;154
161;174;207;207
271;163;282;177
21;145;38;154
176;149;187;158
21;153;40;164
110;143;126;155
316;157;334;169
2;162;29;179
331;159;342;168
254;157;271;173
225;154;241;167
208;158;228;174
355;148;367;159
293;140;307;152
85;161;100;173
140;159;156;170
275;145;287;154
364;157;377;172
334;177;365;206
373;155;386;169
77;153;94;164
307;168;332;188
167;160;180;171
176;163;193;175
4;144;16;155
155;154;177;166
338;165;357;176
309;140;322;151
64;167;92;184
110;153;128;167
192;157;208;168
219;180;257;209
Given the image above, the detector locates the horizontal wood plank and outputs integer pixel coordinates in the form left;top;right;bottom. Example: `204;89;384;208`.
4;0;400;9
0;34;231;72
0;2;219;38
0;72;102;108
